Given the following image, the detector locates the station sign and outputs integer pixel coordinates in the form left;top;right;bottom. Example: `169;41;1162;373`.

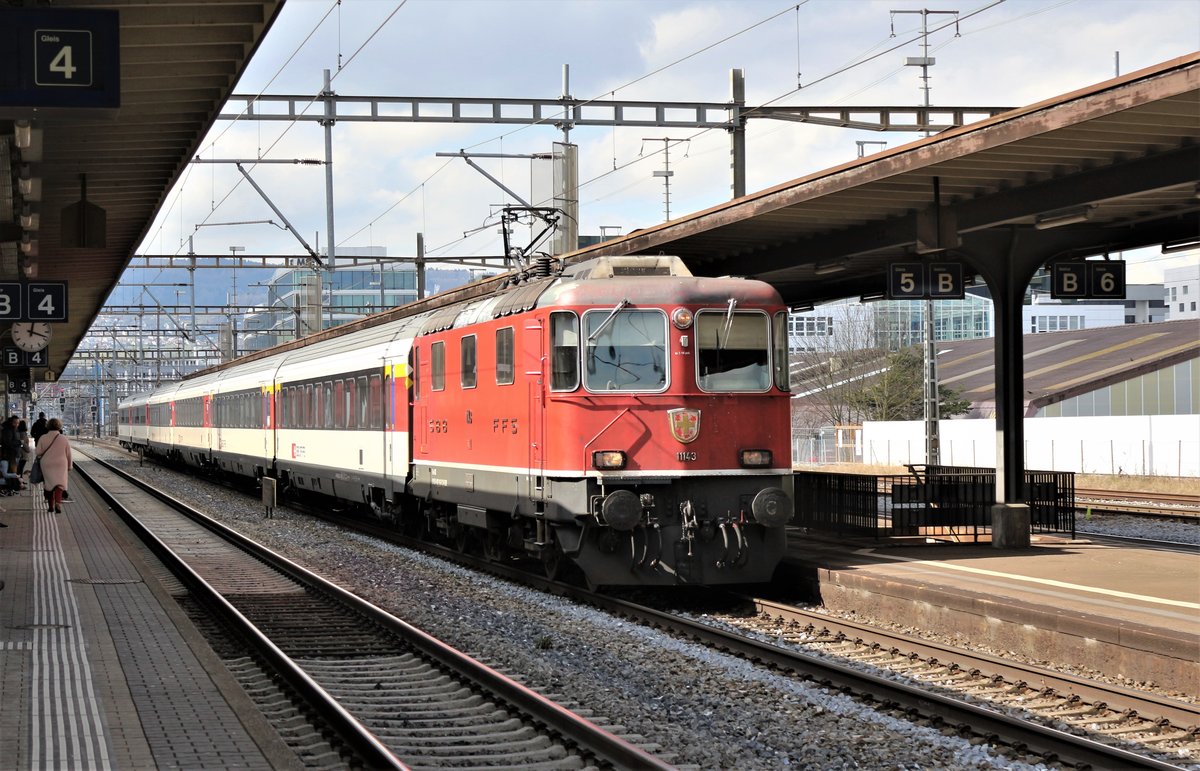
887;262;965;300
1050;261;1126;299
0;282;69;322
6;369;32;395
0;9;120;109
0;348;43;368
26;282;69;322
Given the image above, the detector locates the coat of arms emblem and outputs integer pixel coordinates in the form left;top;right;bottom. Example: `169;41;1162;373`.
667;408;700;443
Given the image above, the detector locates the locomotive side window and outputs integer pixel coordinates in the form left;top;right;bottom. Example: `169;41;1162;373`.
412;347;420;400
550;312;579;391
695;310;771;392
431;341;446;391
773;312;790;391
582;309;667;392
461;335;477;389
496;327;514;385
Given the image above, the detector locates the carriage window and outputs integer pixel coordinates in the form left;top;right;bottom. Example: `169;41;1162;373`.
550;312;579;391
357;376;369;428
367;372;381;427
431;341;445;391
496;327;514;385
334;380;345;427
582;309;667;392
773;312;790;391
461;335;477;389
323;381;333;428
346;378;358;429
696;310;771;392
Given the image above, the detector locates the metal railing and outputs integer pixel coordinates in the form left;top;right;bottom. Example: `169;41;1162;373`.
793;465;1075;541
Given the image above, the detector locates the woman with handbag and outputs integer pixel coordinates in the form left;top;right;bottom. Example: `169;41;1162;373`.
34;418;72;514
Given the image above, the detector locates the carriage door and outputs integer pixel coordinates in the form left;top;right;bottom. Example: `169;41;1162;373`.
525;317;546;500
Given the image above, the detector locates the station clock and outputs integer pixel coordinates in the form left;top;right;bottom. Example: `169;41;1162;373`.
10;321;52;352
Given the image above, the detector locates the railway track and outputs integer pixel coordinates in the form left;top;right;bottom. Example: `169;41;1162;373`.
75;452;671;770
89;444;1197;769
302;508;1197;770
1076;488;1200;520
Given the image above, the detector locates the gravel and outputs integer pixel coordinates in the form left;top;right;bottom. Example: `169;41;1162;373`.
1075;512;1200;545
91;445;1062;770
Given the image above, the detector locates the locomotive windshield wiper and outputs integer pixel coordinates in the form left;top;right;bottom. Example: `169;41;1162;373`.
587;299;630;343
720;298;738;349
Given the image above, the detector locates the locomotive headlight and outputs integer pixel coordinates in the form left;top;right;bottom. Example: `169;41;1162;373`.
593;450;627;470
671;307;694;329
739;449;773;468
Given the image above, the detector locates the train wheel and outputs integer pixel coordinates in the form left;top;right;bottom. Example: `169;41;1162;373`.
541;542;565;581
483;530;507;562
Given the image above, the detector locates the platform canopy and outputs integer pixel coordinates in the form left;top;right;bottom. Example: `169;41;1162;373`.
570;53;1200;307
0;1;285;378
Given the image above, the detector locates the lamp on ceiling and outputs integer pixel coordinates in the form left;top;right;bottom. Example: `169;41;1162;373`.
1162;237;1200;255
19;233;37;254
17;164;32;195
14;120;32;150
1034;205;1095;230
813;258;849;275
19;204;37;230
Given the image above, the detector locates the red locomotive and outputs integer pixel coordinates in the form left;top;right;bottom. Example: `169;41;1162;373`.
120;254;795;587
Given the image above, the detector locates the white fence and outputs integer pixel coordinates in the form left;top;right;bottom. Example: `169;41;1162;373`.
861;415;1200;477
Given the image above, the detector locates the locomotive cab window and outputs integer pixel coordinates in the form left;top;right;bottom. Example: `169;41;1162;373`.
550;312;579;391
695;309;771;392
773;311;790;391
583;308;667;392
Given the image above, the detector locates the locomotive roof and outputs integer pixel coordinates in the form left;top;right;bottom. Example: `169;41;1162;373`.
173;254;781;381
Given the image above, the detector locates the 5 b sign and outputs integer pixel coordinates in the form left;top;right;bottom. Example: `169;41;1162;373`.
0;282;69;322
887;263;964;300
1051;261;1125;299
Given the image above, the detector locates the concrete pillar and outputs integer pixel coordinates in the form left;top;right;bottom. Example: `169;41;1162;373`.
992;503;1031;548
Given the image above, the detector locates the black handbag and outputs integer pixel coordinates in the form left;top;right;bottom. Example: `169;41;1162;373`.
31;433;57;485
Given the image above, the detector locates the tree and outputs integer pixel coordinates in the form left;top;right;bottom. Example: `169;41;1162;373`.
848;347;971;421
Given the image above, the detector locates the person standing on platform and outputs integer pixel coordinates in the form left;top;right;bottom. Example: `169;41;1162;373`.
30;412;47;445
1;416;20;475
35;418;71;514
17;419;31;476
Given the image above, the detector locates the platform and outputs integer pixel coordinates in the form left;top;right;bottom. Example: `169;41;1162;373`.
781;531;1200;690
0;474;297;770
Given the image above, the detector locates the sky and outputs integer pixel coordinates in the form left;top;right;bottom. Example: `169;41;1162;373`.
123;0;1200;308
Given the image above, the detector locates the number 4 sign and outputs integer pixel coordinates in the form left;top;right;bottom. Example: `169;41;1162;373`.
26;282;68;322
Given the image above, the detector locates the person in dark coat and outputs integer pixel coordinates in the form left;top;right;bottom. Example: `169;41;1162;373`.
30;412;48;444
1;416;20;472
17;419;30;475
